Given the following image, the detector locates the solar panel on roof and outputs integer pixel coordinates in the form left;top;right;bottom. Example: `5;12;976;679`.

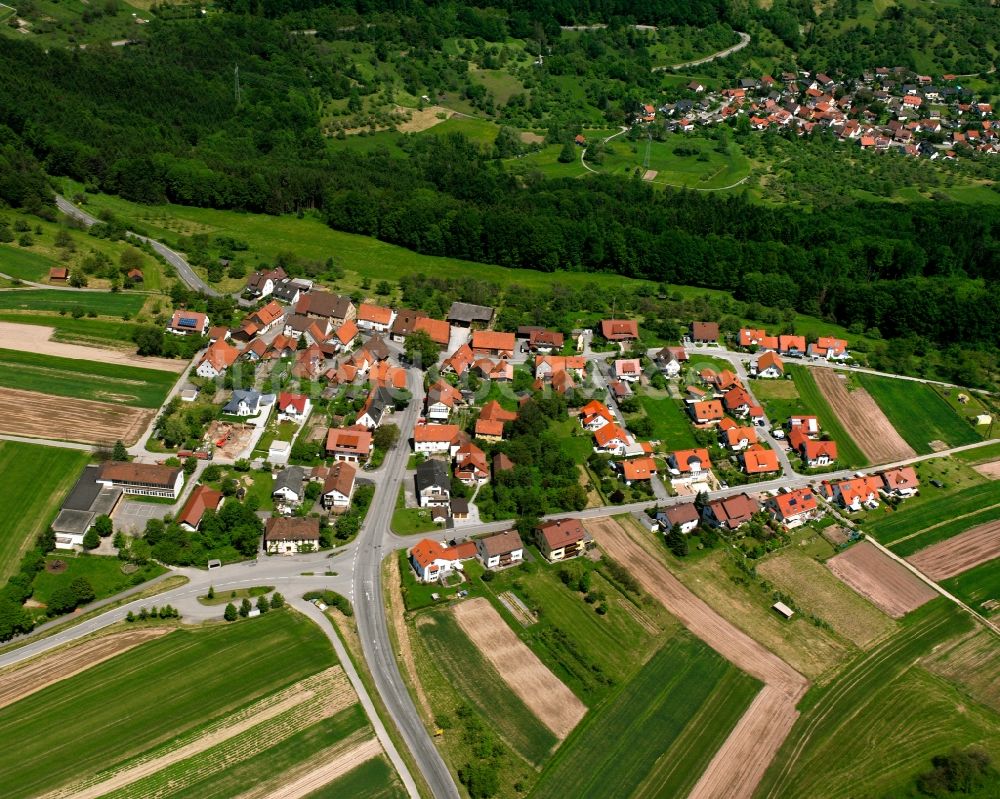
179;317;198;328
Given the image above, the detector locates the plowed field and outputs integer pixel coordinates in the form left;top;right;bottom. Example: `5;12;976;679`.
0;386;153;445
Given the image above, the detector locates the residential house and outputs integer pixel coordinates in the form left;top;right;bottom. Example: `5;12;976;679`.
409;538;477;582
738;327;769;347
325;427;373;463
390;309;426;342
369;361;407;391
442;344;474;376
415;459;451;507
754;351;785;378
177;485;223;531
778;335;806;356
245;266;287;299
333;319;359;351
742;446;781;475
528;329;564;352
536;518;588;562
359;334;390;362
223;389;261;417
357;387;393;429
451;498;470;520
789;427;837;466
579;400;615;431
600;319;639;342
654;346;687;376
447;302;494;328
477;531;524;570
593;423;632;456
614;359;642;383
789;415;821;435
688;321;719;344
168;310;209;336
295;291;356;327
719;419;758;450
272;466;306;505
618;457;657;484
196;339;241;379
208;325;231;344
322;462;357;510
357;303;396;333
689;399;725;425
473;358;513;382
283;313;322;340
703;493;760;529
264;517;320;554
97;462;183;499
827;476;882;511
454;442;489;486
723;387;753;417
291;344;325;381
808;337;849;360
766;488;818;528
248;300;285;334
880;466;919;497
655;503;700;534
413;423;462;456
471;330;515;359
667;448;712;482
426;380;464;421
277;392;312;422
270;278;301;305
411;316;450;350
535;355;586;381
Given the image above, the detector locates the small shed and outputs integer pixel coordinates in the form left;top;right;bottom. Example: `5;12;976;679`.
772;601;794;619
49;267;69;281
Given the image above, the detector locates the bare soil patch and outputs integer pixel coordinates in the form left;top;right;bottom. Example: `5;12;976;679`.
973;459;1000;479
908;520;1000;581
241;734;380;799
822;524;850;546
0;386;154;445
386;555;433;719
0;629;169;711
0;321;185;372
452;597;586;739
812;368;914;464
520;131;545;144
827;541;936;618
642;169;658;181
45;558;67;573
586;517;806;799
206;419;256;459
394;105;454;133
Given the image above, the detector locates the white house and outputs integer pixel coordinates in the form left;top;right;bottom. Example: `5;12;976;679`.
415;459;451;508
409;538;477;582
322;462;356;510
272;466;306;505
357;303;396;333
264;517;320;554
476;530;524;570
413;424;461;456
223;389;261;417
277;392;312;422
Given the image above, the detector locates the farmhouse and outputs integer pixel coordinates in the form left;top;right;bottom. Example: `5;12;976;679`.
357;303;396;333
689;321;719;344
196;339;240;379
409;538;477;582
325;427;373;463
390;308;426;342
754;351;785;378
415;459;451;508
536;518;588;562
272;466;306;505
471;330;516;359
766;487;818;528
264;516;320;554
477;530;524;570
168;310;209;336
528;329;564;352
447;302;494;328
97;462;184;499
414;316;451;348
177;485;224;531
655;502;700;534
322;462;357;510
703;493;759;530
413;423;462;455
295;291;356;326
600;319;639;342
880;466;919;497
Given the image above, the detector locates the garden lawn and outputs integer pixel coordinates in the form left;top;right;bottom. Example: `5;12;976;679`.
788;365;868;467
303;756;407;799
636;394;698;448
941;559;1000;617
31;554;165;606
0;289;145;316
418;610;559;764
0;441;88;582
529;632;760;799
857;374;981;453
0;348;177;408
0;611;336;799
758;601;1000;799
0;244;56;281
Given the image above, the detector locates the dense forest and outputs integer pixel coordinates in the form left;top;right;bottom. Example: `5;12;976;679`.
1;1;999;360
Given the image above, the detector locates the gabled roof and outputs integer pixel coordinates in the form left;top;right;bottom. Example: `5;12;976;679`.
538;518;586;549
601;319;639;340
253;300;284;326
479;530;523;557
593;423;630;447
325;427;372;454
170;310;207;331
427;379;463;408
690;321;719;341
881;466;919;491
358;303;394;325
414;423;461;443
447;302;494;324
278;392;309;414
707;493;759;527
471;330;515;351
296;290;353;320
323;462;357;497
390;308;426;337
99;462;180;488
273;466;306;495
770;488;817;518
177;485;223;528
265;516;320;542
415;459;450;493
742;447;780;474
444;344;474;375
779;334;806;352
802;439;838;462
410;538;471;568
200;340;240;373
620;457;657;481
579;400;614;424
691;400;725;420
414;317;450;346
724;387;753;411
475;419;504;438
671;448;711;472
658;502;699;528
336;319;359;346
757;351;784;372
479;400;517;423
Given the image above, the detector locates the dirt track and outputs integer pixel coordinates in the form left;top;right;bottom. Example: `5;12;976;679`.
0;386;153;445
811;368;915;464
0;321;186;372
828;541;936;618
0;629;169;710
908;521;1000;580
453;597;586;739
585;518;807;799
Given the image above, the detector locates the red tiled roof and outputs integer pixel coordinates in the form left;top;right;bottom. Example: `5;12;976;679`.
178;485;223;528
472;330;515;352
358;303;394;325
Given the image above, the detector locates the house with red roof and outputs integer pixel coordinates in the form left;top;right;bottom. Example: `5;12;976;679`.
703;493;759;530
195;339;240;379
880;466;919;498
472;330;516;359
426;379;464;421
409;538;477;582
723;386;753;417
414;317;451;347
689;400;725;425
357;303;396;333
618;457;657;484
277;392;312;422
325;427;373;463
719;419;758;451
169;310;209;336
178;485;224;531
614;358;642;382
754;351;785;378
442;343;474;376
600;319;639;342
766;488;819;528
825;476;882;511
535;518;588;562
789;415;820;435
413;423;463;456
579;400;615;431
667;448;711;482
741;446;781;475
808;337;849;361
779;334;807;356
592;423;632;456
454;442;489;486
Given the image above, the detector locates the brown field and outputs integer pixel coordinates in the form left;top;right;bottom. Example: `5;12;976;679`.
908;520;1000;580
757;550;896;648
394;105;454;133
585;517;807;799
0;628;169;710
0;386;153;445
922;629;1000;714
811;368;915;464
239;734;380;799
452;597;586;739
973;459;1000;479
0;322;185;372
827;541;936;618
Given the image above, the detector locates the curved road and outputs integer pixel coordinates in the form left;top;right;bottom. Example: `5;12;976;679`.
655;31;750;71
55;195;220;297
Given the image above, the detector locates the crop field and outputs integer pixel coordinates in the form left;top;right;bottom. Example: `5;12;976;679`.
0;312;141;348
827;541;936;618
416;608;560;764
0;386;153;445
0;348;176;407
907;520;1000;580
636;393;698;448
304;756;407;799
0;441;88;582
0;612;337;798
941;559;1000;617
757;548;896;648
758;602;1000;799
922;629;1000;713
856;374;981;454
0;289;146;316
790;366;873;466
530;633;760;799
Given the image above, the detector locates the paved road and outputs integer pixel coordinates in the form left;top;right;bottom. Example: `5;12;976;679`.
55;195;220;297
655;31;750;71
